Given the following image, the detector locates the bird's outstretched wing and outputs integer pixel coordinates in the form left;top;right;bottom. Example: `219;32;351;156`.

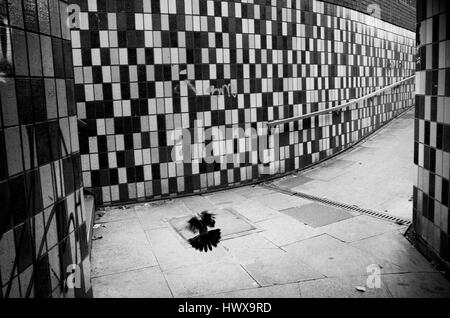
200;211;216;227
188;229;221;252
186;216;203;234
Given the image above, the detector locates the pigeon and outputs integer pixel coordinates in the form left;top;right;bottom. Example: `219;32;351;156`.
186;211;221;252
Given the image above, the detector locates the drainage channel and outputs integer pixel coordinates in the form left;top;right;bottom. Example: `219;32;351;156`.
262;183;412;227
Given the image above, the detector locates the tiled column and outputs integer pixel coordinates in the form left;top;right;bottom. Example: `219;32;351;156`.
0;0;91;298
414;0;450;262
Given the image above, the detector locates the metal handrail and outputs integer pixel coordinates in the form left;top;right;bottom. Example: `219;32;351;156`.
267;75;415;127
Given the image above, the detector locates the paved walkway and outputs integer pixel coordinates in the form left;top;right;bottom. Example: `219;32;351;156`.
90;109;450;298
272;109;416;220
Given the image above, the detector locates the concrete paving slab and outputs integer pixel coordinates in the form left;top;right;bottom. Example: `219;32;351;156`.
242;253;324;286
254;192;311;211
280;203;354;228
350;231;437;273
181;195;216;213
382;273;450;298
318;215;401;243
347;145;378;157
203;191;248;206
290;180;370;208
145;227;231;272
257;215;322;246
284;234;402;277
91;240;158;278
92;218;148;247
233;186;277;199
95;207;138;223
293;180;400;214
164;261;258;298
374;196;413;220
222;233;286;264
135;202;191;230
201;283;301;298
298;276;392;298
92;266;172;298
304;159;357;181
275;175;314;189
212;208;258;238
232;201;280;223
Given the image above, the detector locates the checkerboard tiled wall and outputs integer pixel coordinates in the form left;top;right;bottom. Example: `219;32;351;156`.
414;0;449;262
0;0;91;298
70;0;416;205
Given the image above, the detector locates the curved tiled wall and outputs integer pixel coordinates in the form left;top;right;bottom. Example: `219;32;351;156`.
70;0;416;205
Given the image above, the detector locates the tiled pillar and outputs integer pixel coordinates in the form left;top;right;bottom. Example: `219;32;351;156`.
414;0;450;263
0;0;91;298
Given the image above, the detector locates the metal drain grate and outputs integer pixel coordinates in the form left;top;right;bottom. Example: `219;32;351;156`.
262;183;412;227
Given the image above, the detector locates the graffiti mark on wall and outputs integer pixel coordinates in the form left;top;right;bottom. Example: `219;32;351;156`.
174;79;197;96
174;69;237;98
174;79;237;98
210;83;237;98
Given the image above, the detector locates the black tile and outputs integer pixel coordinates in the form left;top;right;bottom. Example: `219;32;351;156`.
16;79;33;125
443;178;449;207
35;122;51;166
9;174;27;226
14;221;34;273
25;168;43;215
54;200;68;242
31;79;47;123
52;38;65;78
63;156;75;195
119;183;129;201
440;231;449;261
0;180;12;235
23;0;39;32
0;130;7;180
34;254;52;298
57;236;73;294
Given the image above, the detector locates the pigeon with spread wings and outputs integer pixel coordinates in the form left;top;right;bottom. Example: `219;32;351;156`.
186;211;221;252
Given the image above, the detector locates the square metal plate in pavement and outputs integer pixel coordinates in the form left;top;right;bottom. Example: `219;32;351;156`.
168;208;260;242
280;203;354;228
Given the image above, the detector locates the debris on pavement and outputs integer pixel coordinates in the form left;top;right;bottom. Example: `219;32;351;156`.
356;286;367;293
